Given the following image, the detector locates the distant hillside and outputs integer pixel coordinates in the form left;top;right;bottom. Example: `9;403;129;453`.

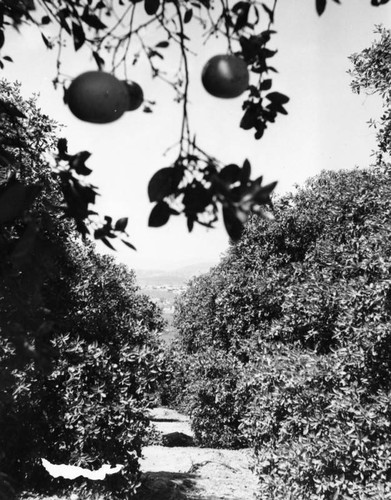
135;262;215;287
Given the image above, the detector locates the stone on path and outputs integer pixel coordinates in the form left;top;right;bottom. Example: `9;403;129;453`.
139;407;259;499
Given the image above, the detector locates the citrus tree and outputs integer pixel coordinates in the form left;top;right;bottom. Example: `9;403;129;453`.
0;79;166;499
0;0;389;245
163;27;391;497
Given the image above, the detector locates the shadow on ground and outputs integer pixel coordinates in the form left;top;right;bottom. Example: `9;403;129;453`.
134;471;197;500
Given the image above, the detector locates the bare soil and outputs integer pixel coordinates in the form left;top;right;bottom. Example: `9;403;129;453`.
137;407;258;500
18;407;258;500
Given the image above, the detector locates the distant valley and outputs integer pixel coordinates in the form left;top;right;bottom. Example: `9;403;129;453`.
135;262;215;342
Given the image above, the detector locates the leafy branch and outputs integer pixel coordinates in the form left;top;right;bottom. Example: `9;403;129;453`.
0;0;389;245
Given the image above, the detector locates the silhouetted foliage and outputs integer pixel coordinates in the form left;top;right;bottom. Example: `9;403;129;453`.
0;1;389;240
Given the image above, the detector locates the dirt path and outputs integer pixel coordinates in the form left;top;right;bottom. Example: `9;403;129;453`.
18;408;258;500
137;407;258;500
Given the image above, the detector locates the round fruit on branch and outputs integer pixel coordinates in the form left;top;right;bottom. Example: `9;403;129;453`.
66;71;129;124
201;54;249;99
123;81;144;111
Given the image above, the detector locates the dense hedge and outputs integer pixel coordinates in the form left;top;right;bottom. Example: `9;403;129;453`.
0;81;165;498
168;163;391;498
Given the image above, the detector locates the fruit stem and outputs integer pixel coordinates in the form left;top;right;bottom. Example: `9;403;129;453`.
173;0;191;156
221;0;233;54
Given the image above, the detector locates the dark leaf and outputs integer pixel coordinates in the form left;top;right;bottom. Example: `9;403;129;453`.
81;8;107;30
57;138;69;159
261;48;277;58
121;239;136;250
234;4;250;32
148;201;171;227
260;79;272;91
198;0;210;8
0;30;4;49
41;15;51;24
69;151;92;175
148;167;178;202
243;180;277;205
219;164;241;184
3;56;13;62
223;206;244;242
266;91;289;104
184;8;193;23
240;159;251;186
58;8;71;34
254;180;277;203
72;22;86;51
316;0;327;15
156;40;169;48
115;217;128;232
240;106;258;130
145;0;160;15
269;103;288;115
183;184;213;213
101;237;116;250
254;126;265;140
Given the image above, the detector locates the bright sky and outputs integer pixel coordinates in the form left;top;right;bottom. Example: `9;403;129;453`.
2;1;391;270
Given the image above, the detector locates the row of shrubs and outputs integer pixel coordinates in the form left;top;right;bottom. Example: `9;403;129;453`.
0;80;166;498
161;163;391;499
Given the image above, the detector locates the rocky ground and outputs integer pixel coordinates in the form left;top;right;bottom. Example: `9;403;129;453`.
137;407;258;500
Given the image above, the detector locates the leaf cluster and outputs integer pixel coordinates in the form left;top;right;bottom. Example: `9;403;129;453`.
148;154;276;241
